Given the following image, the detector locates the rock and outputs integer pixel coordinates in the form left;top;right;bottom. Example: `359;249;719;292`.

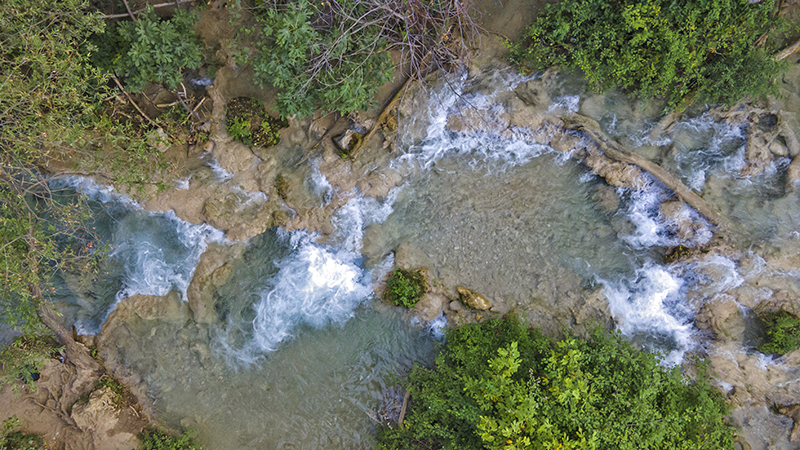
456;286;491;310
213;140;258;174
583;150;645;189
115;291;189;322
779;119;800;156
357;169;403;198
413;293;449;322
660;200;706;242
592;184;620;213
449;301;464;312
694;295;745;342
187;243;244;323
70;387;142;450
333;129;363;154
787;153;800;191
775;404;800;442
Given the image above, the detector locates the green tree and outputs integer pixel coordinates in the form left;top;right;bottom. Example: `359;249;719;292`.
512;0;786;106
90;7;203;92
378;316;734;450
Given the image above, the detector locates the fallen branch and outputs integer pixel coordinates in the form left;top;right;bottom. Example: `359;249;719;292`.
103;0;196;19
349;77;412;158
398;389;411;426
775;37;800;61
563;114;732;234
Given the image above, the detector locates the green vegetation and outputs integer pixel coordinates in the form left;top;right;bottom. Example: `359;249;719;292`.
758;310;800;356
513;0;786;106
139;428;199;450
0;335;60;392
225;98;284;147
384;269;427;308
1;416;44;450
238;0;476;117
90;7;203;92
378;316;733;450
243;0;394;117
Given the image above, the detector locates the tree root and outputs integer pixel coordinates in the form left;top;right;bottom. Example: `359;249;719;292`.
562;114;733;237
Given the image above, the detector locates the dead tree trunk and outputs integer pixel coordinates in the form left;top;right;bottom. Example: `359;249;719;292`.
563;114;733;236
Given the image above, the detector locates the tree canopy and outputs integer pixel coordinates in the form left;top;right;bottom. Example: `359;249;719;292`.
378;316;734;450
512;0;787;107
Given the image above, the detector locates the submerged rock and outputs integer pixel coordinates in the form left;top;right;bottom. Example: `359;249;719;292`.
456;286;491;310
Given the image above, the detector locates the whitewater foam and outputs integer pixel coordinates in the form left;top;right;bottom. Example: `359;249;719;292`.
600;263;694;366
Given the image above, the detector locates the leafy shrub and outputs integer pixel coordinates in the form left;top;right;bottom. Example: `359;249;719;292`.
512;0;786;106
243;0;394;117
1;416;44;450
224;98;284;147
90;7;202;92
377;315;734;450
758;310;800;356
384;269;427;308
139;428;198;450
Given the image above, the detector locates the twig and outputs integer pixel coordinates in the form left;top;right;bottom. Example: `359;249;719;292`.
103;0;196;19
398;389;411;426
121;0;137;21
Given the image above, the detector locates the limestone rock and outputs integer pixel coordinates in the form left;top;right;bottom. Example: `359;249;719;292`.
70;387;141;450
775;404;800;442
213;140;258;174
456;286;491;310
413;293;449;322
694;295;745;341
592;184;620;213
187;243;244;323
660;200;706;242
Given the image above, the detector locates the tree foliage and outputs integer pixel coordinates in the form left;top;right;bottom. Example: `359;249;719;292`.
378;316;734;450
239;0;476;117
90;7;203;92
512;0;786;106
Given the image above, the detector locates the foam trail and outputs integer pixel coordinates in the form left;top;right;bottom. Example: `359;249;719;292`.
309;162;334;206
601;263;694;366
205;152;234;181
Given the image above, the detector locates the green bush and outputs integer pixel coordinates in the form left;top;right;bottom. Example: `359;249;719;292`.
758;310;800;356
243;0;394;117
139;428;199;450
384;269;427;308
377;316;733;450
90;7;203;92
512;0;786;106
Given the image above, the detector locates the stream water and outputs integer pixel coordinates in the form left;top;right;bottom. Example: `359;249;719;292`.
53;69;800;449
